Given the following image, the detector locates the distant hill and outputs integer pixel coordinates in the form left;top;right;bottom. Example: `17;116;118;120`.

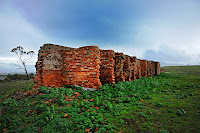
0;62;36;75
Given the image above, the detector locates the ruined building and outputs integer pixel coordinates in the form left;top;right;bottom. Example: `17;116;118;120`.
34;44;160;89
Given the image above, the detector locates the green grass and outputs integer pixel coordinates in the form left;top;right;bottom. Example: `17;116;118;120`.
0;79;34;97
163;65;200;84
0;66;200;132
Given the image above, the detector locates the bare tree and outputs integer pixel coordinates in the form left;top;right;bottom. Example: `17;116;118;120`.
11;46;35;80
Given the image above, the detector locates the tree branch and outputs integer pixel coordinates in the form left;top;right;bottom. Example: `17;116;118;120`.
15;62;24;69
11;46;35;80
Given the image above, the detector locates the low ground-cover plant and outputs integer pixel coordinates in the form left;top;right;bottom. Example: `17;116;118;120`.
1;76;159;132
1;66;200;132
0;79;34;97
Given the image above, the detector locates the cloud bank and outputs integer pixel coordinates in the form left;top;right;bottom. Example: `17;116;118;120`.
0;0;200;73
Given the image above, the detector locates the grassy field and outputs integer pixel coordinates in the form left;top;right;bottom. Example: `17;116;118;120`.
0;79;34;97
0;66;200;133
163;65;200;84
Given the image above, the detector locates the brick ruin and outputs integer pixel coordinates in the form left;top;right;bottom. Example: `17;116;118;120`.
34;44;160;89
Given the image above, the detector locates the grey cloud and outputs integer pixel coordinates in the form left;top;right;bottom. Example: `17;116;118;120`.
142;47;195;66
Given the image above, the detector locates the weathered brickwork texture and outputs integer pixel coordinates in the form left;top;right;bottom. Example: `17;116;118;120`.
155;62;160;75
140;60;148;77
123;55;131;81
135;58;141;79
100;50;115;84
130;57;136;81
62;46;102;89
34;44;160;89
114;53;125;82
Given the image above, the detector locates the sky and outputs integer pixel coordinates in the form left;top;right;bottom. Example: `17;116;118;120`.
0;0;200;74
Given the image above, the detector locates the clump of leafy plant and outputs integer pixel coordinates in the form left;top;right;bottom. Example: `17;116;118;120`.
159;129;169;133
176;109;187;116
155;101;163;107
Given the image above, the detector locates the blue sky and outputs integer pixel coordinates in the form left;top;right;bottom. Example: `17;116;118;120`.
0;0;200;74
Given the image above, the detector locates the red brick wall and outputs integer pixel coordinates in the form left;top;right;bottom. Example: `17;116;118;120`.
130;57;136;80
114;53;125;82
148;61;156;77
62;46;102;89
34;44;160;89
135;58;141;79
151;61;156;76
100;50;115;84
123;55;131;81
149;61;153;77
34;70;42;88
155;62;160;75
140;60;147;77
147;61;151;77
34;44;65;88
41;70;63;87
